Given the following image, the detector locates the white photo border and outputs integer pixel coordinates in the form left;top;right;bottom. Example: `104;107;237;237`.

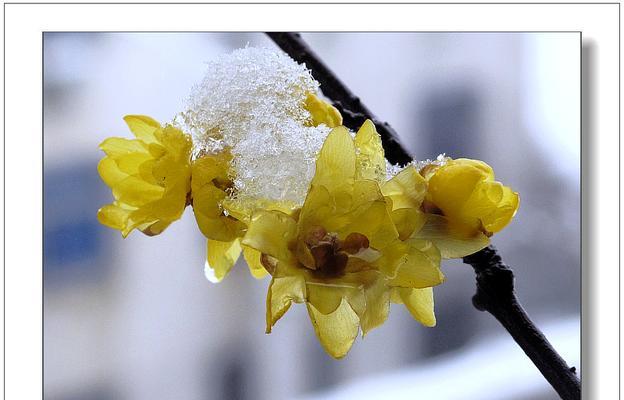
4;2;619;399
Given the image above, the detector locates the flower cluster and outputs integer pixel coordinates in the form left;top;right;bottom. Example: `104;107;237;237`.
97;47;519;359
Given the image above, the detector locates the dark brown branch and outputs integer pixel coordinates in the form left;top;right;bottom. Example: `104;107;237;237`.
464;246;580;400
266;32;581;400
266;32;413;165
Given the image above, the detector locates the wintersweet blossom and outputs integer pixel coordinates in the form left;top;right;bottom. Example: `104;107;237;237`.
242;124;444;358
415;158;520;258
97;115;192;237
190;149;267;281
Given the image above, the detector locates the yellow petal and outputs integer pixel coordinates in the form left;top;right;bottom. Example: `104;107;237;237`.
130;190;187;227
206;239;242;282
294;239;317;270
382;166;427;210
305;270;370;315
193;184;227;217
242;245;268;279
223;197;299;226
242;210;298;264
307;298;360;359
99;137;147;157
306;283;347;315
136;159;157;184
392;240;444;288
304;93;342;128
312;126;356;193
351;179;385;209
341;200;398;250
221;198;253;224
391;208;426;240
378;239;445;288
298;184;337;233
192;184;245;242
453;158;495;179
141;219;171;236
413;214;490;258
123;115;161;144
97;157;128;188
194;212;246;243
396;287;436;327
97;204;132;235
152;156;191;188
155;125;192;158
266;275;306;332
359;277;390;336
191;152;231;188
148;142;166;158
112;176;164;206
427;161;490;220
464;181;520;234
115;152;153;176
354;120;386;183
298;182;361;238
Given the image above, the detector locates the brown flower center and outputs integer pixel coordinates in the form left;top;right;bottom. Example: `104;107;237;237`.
301;226;370;278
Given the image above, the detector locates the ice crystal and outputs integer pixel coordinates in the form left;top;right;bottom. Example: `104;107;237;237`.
385;154;449;179
180;47;332;206
412;153;449;171
385;160;404;179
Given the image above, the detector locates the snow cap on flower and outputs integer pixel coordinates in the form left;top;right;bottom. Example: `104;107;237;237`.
180;46;342;207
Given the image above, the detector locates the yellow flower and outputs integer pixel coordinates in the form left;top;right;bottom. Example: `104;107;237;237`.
191;150;245;242
242;123;444;359
190;150;269;281
416;158;520;258
97;115;192;237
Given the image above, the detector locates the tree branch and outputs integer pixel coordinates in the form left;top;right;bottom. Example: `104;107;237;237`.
463;246;580;400
266;32;581;400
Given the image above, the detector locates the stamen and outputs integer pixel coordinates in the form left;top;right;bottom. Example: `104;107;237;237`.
299;227;372;278
341;232;370;254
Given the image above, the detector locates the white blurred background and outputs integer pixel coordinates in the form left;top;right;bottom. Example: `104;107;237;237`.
43;32;580;400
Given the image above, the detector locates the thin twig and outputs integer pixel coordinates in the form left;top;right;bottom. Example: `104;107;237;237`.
266;32;581;400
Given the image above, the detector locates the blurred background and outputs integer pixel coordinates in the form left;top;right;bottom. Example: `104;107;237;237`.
43;32;580;400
